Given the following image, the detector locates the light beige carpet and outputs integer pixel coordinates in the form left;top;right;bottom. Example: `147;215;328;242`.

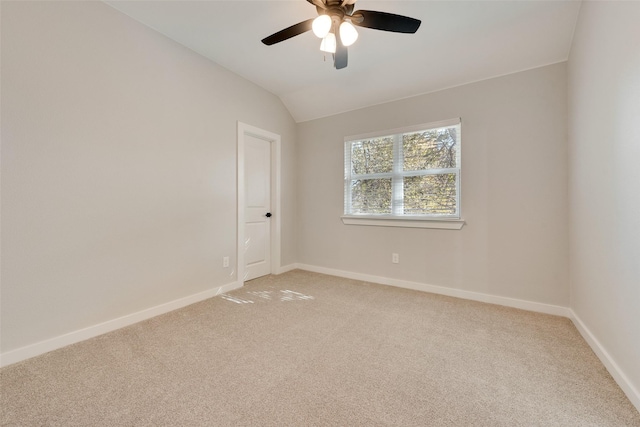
1;270;639;426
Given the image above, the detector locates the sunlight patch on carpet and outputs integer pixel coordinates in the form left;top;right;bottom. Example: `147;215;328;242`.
222;289;314;304
220;294;254;304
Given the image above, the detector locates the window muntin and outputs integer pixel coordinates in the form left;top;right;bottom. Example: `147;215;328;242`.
344;119;461;219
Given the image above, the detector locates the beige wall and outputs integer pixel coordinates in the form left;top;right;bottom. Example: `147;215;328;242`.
297;63;569;306
568;1;640;400
0;1;297;352
2;1;638;404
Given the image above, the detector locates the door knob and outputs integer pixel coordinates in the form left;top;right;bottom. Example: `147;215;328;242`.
265;212;272;218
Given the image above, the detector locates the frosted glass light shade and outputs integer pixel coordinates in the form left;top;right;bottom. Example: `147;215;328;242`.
320;33;336;53
312;15;332;38
339;21;358;46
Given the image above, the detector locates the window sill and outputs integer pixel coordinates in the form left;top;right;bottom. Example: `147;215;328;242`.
341;216;465;230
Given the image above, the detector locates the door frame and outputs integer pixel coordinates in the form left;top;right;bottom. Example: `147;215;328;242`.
237;122;281;285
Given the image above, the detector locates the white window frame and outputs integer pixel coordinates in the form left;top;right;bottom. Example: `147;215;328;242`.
342;118;464;230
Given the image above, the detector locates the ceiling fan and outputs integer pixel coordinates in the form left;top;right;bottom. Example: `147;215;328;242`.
261;0;421;70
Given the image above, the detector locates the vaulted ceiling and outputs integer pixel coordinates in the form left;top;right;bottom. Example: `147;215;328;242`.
105;1;582;122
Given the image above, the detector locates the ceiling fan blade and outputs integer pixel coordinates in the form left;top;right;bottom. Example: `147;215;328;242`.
352;10;421;34
340;0;356;13
334;34;348;69
261;19;314;46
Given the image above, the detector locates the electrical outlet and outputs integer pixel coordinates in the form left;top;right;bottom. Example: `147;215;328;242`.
223;256;229;268
392;253;399;264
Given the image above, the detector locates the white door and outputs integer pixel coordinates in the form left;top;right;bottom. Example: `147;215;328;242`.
244;135;271;281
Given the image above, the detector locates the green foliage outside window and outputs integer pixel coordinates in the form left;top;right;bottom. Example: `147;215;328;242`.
350;137;393;175
345;122;460;217
403;128;457;171
350;178;392;214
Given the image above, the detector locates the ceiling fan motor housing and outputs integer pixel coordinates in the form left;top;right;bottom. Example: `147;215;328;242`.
317;1;355;21
262;0;421;69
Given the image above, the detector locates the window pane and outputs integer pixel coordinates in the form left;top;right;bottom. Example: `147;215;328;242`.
351;137;393;175
403;174;457;215
350;178;392;214
403;127;458;171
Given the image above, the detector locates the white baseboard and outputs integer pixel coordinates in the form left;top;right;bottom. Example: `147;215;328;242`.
0;280;242;368
569;310;640;412
275;263;299;275
295;263;570;317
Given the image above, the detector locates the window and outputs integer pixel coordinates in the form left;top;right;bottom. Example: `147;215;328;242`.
344;118;462;227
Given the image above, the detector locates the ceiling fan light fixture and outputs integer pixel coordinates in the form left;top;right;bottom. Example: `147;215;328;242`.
312;15;332;38
261;0;422;70
320;33;336;53
339;21;358;47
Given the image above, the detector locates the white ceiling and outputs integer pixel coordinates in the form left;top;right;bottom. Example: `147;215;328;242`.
105;0;581;122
